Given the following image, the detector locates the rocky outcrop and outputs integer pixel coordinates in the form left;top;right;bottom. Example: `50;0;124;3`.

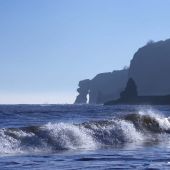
120;78;138;99
105;77;170;105
75;69;128;104
74;79;90;104
75;38;170;105
105;39;170;105
129;39;170;96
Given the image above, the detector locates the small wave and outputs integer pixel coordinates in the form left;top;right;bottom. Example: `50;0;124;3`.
124;110;170;133
1;110;170;154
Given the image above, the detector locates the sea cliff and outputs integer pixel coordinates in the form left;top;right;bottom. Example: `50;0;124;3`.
75;69;128;104
75;39;170;105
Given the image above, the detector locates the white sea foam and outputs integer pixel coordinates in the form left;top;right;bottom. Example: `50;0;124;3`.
0;129;21;154
42;122;97;150
1;109;170;155
119;120;144;142
138;109;170;130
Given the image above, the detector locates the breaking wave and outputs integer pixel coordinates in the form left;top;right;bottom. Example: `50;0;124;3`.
1;110;170;154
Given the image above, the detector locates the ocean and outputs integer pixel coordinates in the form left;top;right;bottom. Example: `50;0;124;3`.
0;104;170;169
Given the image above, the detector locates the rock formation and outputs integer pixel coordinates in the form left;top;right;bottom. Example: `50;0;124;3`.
129;39;170;96
120;78;138;99
75;69;128;104
105;39;170;105
75;38;170;105
74;79;90;104
105;78;170;105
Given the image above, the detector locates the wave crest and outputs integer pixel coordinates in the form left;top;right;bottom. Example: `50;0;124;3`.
1;111;170;154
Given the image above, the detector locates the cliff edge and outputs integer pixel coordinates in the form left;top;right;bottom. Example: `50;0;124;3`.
129;39;170;96
75;69;128;104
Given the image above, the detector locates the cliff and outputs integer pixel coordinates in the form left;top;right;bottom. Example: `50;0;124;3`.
105;39;170;105
74;79;90;104
105;78;170;105
74;69;128;104
129;39;170;96
75;38;170;105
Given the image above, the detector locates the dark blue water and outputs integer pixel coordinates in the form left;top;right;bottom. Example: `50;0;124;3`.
1;104;170;169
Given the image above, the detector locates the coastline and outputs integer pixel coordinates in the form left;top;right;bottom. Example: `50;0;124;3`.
104;95;170;105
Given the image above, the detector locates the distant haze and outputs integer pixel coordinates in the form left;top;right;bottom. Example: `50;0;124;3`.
0;0;170;104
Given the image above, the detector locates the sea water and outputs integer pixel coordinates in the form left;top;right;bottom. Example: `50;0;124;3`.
0;104;170;169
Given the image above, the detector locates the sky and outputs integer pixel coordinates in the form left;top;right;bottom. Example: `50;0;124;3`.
0;0;170;104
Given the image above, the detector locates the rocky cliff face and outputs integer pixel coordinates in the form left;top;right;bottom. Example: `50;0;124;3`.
129;39;170;96
75;69;128;104
74;79;90;104
75;38;170;104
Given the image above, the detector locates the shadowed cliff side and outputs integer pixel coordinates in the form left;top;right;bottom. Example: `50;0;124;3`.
120;78;138;100
105;78;170;105
129;39;170;96
75;69;128;104
74;79;90;104
89;69;128;104
75;38;170;105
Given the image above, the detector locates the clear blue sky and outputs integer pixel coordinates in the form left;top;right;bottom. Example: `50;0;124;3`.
0;0;170;104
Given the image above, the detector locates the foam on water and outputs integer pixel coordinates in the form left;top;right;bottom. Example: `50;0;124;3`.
138;109;170;131
1;109;170;155
0;129;21;154
42;122;97;150
118;120;144;142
